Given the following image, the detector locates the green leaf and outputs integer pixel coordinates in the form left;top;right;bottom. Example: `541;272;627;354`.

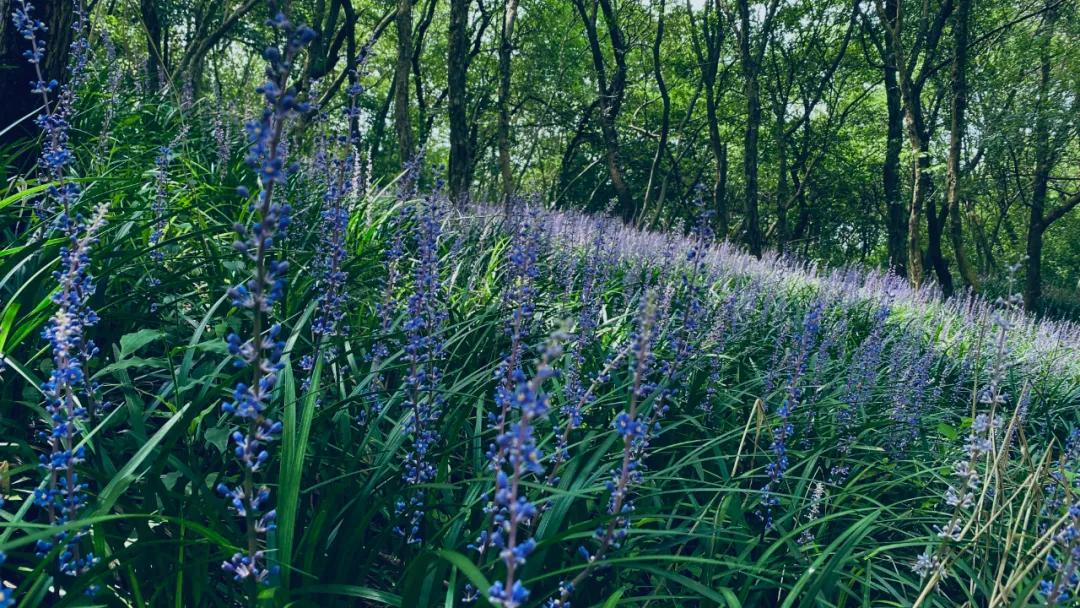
96;404;192;514
435;549;490;599
290;584;402;606
937;422;957;441
119;328;165;357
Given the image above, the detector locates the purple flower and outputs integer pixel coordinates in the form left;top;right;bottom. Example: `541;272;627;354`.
394;189;450;544
33;204;109;578
148;146;172;262
217;6;315;587
760;298;824;530
483;341;560;608
1042;493;1080;605
0;555;11;607
831;304;890;483
97;30;122;154
554;293;658;608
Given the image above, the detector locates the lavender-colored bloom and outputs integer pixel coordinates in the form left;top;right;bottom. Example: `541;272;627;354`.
553;231;615;475
148;145;171;263
217;7;315;586
913;311;1011;584
888;342;935;456
212;85;231;178
554;293;658;608
97;30;122;155
1042;436;1080;605
831;305;889;483
14;1;105;581
760;298;824;530
701;292;738;417
12;0;79;223
797;481;826;545
481;200;545;507
311;148;352;339
484;343;560;608
500;201;542;367
365;203;409;423
395;189;449;544
33;203;108;578
0;556;11;607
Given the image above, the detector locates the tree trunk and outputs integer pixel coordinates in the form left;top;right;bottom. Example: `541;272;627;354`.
640;0;669;226
411;0;437;149
878;0;954;291
496;0;521;204
924;170;954;296
946;0;978;290
693;0;727;235
0;0;73;163
774;109;789;251
141;0;162;92
1025;10;1053;312
394;0;415;163
881;0;906;277
737;0;764;257
573;0;634;220
448;0;471;204
715;142;728;236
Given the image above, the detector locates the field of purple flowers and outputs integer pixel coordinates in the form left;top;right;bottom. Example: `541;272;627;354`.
2;2;1080;607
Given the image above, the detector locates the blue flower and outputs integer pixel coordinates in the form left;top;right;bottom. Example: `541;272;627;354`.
0;552;12;608
481;337;561;608
488;579;530;608
11;0;87;224
830;304;889;483
393;188;450;545
216;4;315;588
148;146;172;262
759;298;825;530
31;203;108;579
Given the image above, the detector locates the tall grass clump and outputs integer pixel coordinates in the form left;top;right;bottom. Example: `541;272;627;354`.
0;3;1079;607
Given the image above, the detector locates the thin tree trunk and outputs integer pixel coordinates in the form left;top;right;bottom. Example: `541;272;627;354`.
691;0;728;235
1025;9;1053;311
141;0;162;92
737;0;765;257
411;0;437;148
774;108;789;250
947;0;978;290
497;0;521;204
640;0;669;226
573;0;634;220
448;0;471;204
881;0;906;277
394;0;415;162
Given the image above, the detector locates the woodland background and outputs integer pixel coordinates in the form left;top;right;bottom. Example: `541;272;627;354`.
2;0;1078;313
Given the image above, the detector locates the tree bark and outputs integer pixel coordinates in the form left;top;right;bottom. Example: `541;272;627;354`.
1025;6;1054;311
737;0;764;257
883;50;906;274
141;0;162;92
411;0;438;148
640;0;670;226
394;0;415;163
496;0;521;204
946;0;978;290
733;0;780;257
0;0;73;160
691;0;728;235
448;0;472;204
573;0;634;220
880;0;955;292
